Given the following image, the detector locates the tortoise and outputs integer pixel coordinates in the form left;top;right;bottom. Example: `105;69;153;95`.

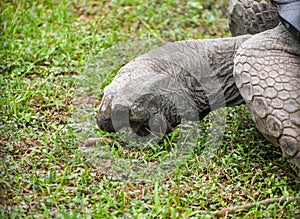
97;0;300;169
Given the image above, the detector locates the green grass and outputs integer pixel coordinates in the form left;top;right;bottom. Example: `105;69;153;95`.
1;0;299;218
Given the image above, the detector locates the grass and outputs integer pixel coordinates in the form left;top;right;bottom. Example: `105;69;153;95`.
0;0;299;218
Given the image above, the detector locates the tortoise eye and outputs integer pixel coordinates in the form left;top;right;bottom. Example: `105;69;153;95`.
148;102;159;113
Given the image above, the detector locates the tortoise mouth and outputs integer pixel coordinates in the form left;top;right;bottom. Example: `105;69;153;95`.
129;115;174;137
97;115;151;136
129;114;175;137
97;100;178;137
129;120;151;137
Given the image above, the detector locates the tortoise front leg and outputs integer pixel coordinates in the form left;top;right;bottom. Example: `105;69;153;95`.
234;24;300;168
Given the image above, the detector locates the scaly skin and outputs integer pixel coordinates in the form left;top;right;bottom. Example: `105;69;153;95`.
229;0;279;36
97;35;250;136
234;24;300;168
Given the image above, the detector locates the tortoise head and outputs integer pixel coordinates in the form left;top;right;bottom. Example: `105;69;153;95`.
96;43;205;137
97;64;187;136
97;90;181;137
96;62;199;137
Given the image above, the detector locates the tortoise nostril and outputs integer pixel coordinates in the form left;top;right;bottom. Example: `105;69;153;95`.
97;106;115;132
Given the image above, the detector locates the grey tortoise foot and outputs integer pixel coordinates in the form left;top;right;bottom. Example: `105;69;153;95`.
234;24;300;168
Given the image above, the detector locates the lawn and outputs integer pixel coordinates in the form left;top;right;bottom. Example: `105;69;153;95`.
0;0;299;218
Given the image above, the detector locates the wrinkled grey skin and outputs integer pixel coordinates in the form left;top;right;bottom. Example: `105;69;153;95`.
97;0;300;168
97;35;249;136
